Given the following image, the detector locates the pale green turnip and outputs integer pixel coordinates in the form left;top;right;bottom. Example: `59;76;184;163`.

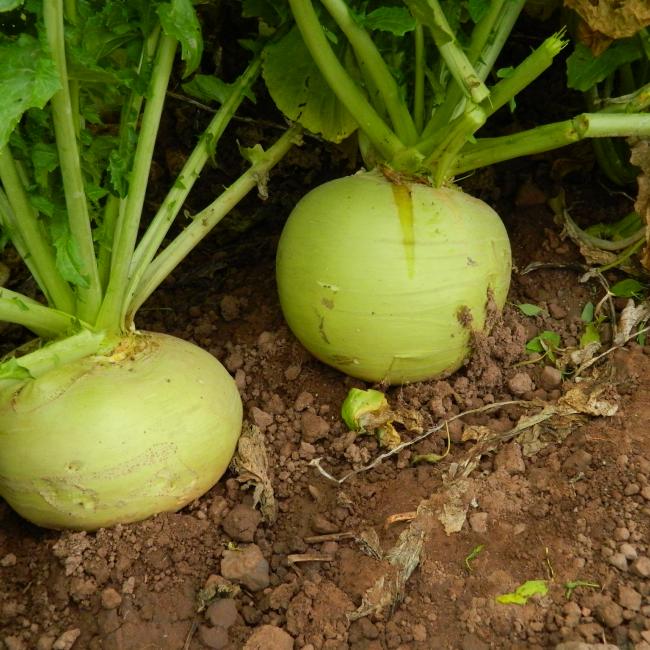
276;171;511;383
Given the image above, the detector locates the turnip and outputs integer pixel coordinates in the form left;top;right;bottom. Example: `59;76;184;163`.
0;1;299;529
0;333;242;530
276;171;510;383
262;0;650;383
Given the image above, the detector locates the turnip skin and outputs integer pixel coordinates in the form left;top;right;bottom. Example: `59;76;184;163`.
0;332;242;530
276;171;511;384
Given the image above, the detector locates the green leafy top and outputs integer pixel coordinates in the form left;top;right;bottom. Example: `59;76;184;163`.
0;0;295;349
250;0;650;186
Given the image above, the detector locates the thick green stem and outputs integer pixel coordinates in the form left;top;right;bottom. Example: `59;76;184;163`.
63;0;81;136
482;32;567;119
0;188;47;305
406;0;489;105
599;82;650;113
44;0;101;322
0;150;76;313
127;55;263;300
97;194;119;292
470;0;525;81
287;0;404;162
97;28;161;292
320;0;418;145
95;34;177;334
413;23;425;133
0;288;85;337
421;0;524;142
425;104;486;186
126;126;302;322
0;329;107;392
451;113;650;176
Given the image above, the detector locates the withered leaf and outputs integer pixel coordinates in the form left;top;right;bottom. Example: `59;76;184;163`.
231;424;277;523
564;0;650;40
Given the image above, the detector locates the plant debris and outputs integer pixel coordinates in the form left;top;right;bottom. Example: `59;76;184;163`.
231;424;277;523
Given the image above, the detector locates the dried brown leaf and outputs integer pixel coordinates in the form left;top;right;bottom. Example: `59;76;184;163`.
349;509;426;620
564;0;650;40
461;424;492;443
356;528;383;560
558;384;619;417
615;299;650;344
231;424;277;523
437;479;472;535
348;576;392;621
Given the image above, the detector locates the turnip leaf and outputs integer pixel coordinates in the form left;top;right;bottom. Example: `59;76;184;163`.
355;7;416;36
0;34;60;149
566;41;642;92
158;0;203;78
262;26;357;142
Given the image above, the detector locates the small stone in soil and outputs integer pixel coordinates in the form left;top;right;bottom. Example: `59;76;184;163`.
198;624;229;649
539;365;562;390
284;364;301;380
225;350;243;371
206;598;238;629
4;637;26;650
620;543;638;560
608;553;628;571
220;295;240;321
469;512;488;533
294;391;314;411
52;629;81;650
613;527;630;541
220;544;270;592
507;372;534;396
595;597;623;628
562;449;593;474
631;556;650;577
250;407;273;432
311;513;339;534
100;587;122;610
548;302;568;319
618;585;642;611
243;625;293;650
0;553;17;567
494;442;526;474
301;411;330;443
36;636;55;650
209;496;229;523
221;504;262;543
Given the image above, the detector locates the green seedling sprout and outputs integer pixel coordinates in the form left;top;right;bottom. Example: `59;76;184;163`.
564;580;601;600
464;544;484;573
610;278;647;299
496;580;548;605
525;330;563;363
516;303;545;317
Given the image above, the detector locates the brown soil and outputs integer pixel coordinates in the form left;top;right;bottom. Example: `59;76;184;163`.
2;153;650;650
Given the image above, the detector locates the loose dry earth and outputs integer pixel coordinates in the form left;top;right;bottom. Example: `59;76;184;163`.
1;149;650;650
